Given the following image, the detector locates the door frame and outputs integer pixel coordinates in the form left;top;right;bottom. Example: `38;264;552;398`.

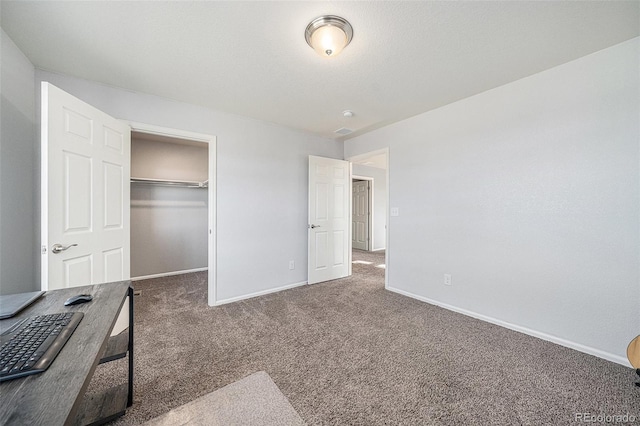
346;148;389;289
351;175;374;251
129;122;217;306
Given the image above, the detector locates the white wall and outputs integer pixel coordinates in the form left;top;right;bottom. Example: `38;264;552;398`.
0;29;37;295
344;38;640;365
130;138;208;278
33;71;343;302
352;164;386;251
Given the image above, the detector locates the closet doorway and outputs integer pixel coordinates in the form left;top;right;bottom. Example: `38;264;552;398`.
129;123;216;306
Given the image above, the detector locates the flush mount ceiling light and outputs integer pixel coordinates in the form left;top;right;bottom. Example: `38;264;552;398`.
305;15;353;58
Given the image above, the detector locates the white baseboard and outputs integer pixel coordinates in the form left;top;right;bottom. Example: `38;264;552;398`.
386;285;631;368
372;248;386;252
131;267;208;281
215;281;307;306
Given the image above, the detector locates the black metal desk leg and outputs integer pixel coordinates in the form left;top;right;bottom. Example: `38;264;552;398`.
127;286;134;407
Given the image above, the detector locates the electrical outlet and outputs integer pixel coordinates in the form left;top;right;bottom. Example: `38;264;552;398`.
444;274;452;286
391;207;399;217
289;260;295;270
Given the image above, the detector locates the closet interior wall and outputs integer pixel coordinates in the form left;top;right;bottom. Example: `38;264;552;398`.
130;133;208;279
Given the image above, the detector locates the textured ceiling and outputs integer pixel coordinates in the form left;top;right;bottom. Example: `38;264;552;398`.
2;1;638;140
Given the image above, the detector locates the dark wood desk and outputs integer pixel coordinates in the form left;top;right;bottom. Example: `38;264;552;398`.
0;281;133;425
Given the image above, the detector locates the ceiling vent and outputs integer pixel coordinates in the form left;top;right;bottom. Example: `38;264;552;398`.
335;127;353;135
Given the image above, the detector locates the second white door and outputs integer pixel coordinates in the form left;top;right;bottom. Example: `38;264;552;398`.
352;180;369;251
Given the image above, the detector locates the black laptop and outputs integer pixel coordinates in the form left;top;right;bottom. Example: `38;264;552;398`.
0;291;45;319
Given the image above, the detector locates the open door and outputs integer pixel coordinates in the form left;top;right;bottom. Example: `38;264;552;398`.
308;156;350;284
41;82;130;290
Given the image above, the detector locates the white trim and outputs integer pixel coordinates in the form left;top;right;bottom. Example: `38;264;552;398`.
386;285;631;367
385;148;389;289
40;83;50;291
131;267;208;282
348;164;353;276
128;122;217;307
214;281;307;306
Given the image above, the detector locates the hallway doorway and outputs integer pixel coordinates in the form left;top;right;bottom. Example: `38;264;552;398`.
348;148;389;288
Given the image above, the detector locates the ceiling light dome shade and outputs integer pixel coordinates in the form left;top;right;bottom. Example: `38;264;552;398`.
305;15;353;57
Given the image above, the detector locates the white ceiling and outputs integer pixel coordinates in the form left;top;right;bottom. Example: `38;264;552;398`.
2;1;638;141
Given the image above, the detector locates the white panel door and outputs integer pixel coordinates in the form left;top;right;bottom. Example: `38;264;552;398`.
308;156;350;284
352;180;369;251
41;82;130;290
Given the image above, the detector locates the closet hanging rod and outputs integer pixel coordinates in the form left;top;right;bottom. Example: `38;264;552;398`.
130;177;208;188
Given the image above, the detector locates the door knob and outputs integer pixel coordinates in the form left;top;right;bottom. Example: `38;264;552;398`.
310;224;321;229
52;243;78;254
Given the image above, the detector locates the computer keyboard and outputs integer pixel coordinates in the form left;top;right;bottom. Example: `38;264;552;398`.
0;312;83;382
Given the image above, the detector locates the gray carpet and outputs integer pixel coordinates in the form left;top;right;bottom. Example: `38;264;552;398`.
88;250;639;425
142;371;305;426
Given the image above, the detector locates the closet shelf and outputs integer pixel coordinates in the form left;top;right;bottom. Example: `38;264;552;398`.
130;177;208;188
